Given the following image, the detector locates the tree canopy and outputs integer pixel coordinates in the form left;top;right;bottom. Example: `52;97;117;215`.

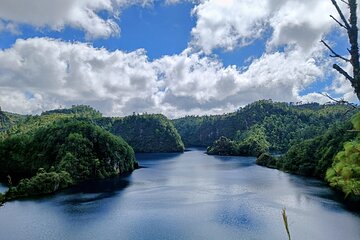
111;114;185;153
0;119;137;199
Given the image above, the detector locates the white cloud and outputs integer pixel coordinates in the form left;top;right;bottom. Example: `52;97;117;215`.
0;1;357;117
0;38;158;115
0;37;333;117
191;0;338;53
191;0;269;53
0;89;61;114
267;0;334;51
0;0;153;38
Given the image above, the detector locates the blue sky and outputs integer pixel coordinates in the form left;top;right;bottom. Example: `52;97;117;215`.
0;0;356;116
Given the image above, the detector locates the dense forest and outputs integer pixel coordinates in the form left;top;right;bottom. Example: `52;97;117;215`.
0;105;184;202
0;119;136;200
258;113;360;207
174;100;359;206
207;124;270;156
174;100;350;153
0;102;358;206
0;109;26;132
0;105;184;153
111;114;184;153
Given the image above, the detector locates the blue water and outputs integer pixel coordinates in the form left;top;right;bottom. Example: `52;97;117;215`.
0;149;359;240
0;183;7;193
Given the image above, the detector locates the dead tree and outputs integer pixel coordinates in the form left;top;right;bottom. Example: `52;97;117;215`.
321;0;360;101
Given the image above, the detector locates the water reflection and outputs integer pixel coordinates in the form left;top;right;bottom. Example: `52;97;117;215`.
0;182;8;193
0;149;359;240
61;178;130;204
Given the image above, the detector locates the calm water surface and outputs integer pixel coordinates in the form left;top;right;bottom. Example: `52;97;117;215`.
0;149;359;240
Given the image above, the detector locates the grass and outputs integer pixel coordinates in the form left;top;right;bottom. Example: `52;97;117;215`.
282;208;291;240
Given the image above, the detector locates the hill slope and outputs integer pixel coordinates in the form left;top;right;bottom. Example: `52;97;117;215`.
173;100;351;153
111;114;185;153
0;119;136;199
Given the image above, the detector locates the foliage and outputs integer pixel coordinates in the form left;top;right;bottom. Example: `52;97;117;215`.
236;125;270;156
173;100;350;152
41;105;102;118
0;110;26;134
0;119;137;199
111;114;185;153
6;170;73;199
256;152;277;167
207;125;270;157
0;105;106;139
326;113;360;198
263;120;357;178
207;136;238;155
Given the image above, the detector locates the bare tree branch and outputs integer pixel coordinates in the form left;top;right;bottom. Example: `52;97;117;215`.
330;15;348;29
333;63;355;82
326;0;360;101
331;0;351;29
341;0;350;6
319;93;358;116
320;92;348;104
333;64;354;82
321;40;351;62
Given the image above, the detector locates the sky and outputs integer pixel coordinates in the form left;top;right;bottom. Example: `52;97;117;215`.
0;0;358;117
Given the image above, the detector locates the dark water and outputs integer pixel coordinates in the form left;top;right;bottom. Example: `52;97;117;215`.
0;149;359;240
0;183;7;193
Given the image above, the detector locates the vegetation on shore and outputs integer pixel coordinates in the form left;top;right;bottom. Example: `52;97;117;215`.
0;119;136;200
0;102;358;205
0;105;185;200
257;112;360;205
1;105;185;153
257;120;356;178
174;100;350;154
175;100;359;205
207;124;270;156
326;113;360;200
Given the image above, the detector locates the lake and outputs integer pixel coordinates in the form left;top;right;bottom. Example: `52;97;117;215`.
0;149;359;240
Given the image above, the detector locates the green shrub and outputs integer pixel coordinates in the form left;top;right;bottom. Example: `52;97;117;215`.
325;113;360;198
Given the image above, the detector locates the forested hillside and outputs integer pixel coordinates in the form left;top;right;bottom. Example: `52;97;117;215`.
0;108;26;133
0;119;136;200
111;114;185;153
257;112;360;207
1;105;184;153
0;105;185;201
173;100;351;153
41;105;102;118
0;105;101;138
257;120;356;178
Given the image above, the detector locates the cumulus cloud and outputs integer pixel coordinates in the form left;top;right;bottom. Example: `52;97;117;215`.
0;37;333;117
191;0;269;53
0;0;153;38
0;38;158;115
189;0;357;103
0;1;357;117
190;0;346;53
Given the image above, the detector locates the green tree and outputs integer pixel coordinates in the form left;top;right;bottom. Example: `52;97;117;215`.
326;113;360;197
0;119;137;200
111;114;184;153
